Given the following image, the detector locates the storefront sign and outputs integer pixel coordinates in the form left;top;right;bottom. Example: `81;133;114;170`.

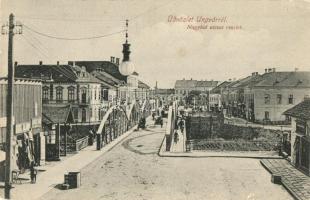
31;117;42;128
15;122;31;134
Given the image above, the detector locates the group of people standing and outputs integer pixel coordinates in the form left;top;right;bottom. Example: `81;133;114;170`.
174;116;185;144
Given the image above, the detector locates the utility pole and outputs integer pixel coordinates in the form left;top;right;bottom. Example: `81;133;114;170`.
1;13;23;199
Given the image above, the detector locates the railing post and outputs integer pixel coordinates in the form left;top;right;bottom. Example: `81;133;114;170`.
96;133;101;150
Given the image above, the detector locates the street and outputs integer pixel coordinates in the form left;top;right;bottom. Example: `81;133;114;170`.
40;121;293;200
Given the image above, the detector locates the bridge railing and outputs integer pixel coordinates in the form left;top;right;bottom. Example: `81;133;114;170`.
186;139;281;152
96;105;129;150
165;101;178;151
96;100;149;150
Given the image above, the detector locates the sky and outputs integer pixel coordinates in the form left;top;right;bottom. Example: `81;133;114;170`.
1;0;310;88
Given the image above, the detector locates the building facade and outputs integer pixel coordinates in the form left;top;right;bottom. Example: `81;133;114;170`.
250;71;310;124
0;78;44;172
174;79;219;102
284;99;310;175
16;62;102;124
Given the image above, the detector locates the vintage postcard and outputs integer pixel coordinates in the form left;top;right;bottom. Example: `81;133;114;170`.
0;0;309;199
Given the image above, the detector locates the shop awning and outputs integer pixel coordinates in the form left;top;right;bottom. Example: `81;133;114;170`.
42;105;74;124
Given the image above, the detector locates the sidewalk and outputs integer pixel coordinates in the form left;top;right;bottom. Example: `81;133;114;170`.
260;159;310;200
0;123;140;200
170;129;185;153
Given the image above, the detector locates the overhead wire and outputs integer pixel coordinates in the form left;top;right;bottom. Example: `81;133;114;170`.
20;34;50;59
23;23;126;41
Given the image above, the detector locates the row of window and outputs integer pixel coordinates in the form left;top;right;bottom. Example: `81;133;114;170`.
264;111;292;121
264;94;294;105
43;86;101;102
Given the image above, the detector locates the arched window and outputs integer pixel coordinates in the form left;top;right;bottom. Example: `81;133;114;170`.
68;86;75;102
56;86;63;103
43;86;49;101
80;87;87;103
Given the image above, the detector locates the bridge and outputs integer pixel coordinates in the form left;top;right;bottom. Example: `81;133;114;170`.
95;100;152;150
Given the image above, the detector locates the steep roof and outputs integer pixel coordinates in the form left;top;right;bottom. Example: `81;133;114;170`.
42;105;74;124
196;80;218;88
211;81;231;93
69;61;126;82
175;80;197;89
253;71;310;88
156;88;175;95
232;74;262;88
16;64;77;82
283;99;310;120
138;80;150;89
90;71;120;89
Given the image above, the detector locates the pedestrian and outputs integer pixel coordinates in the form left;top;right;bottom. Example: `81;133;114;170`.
161;109;165;118
30;161;37;184
152;112;156;120
160;117;163;128
88;129;94;145
174;131;179;143
178;120;184;133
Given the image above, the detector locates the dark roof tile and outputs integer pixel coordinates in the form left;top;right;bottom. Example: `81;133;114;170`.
283;99;310;119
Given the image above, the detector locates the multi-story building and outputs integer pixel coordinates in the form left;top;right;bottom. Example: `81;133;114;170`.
221;68;310;124
284;99;310;175
209;94;222;111
195;80;218;93
16;62;102;124
174;79;219;101
174;79;197;100
0;78;44;175
250;70;310;124
70;59;150;106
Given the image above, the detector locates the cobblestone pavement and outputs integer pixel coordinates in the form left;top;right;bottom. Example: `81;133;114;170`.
261;159;310;200
40;121;293;200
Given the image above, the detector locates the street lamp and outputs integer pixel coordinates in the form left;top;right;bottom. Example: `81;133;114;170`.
119;61;134;77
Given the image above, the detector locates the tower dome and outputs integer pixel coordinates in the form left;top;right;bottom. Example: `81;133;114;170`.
119;19;135;76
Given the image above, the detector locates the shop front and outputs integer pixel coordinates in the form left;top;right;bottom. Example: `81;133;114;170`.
15;121;42;172
42;105;74;161
293;119;310;175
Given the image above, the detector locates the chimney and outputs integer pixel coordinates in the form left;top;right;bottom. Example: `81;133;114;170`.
295;68;299;72
72;61;76;67
228;78;232;81
268;68;272;72
14;61;18;67
272;68;276;72
265;68;268;73
39;61;43;65
110;56;115;63
57;61;59;65
115;58;120;65
233;78;236;81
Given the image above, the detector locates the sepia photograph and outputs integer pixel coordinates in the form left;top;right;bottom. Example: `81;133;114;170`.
0;0;310;199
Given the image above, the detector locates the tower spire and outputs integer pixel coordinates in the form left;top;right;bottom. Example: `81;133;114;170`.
125;19;129;44
122;19;131;62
